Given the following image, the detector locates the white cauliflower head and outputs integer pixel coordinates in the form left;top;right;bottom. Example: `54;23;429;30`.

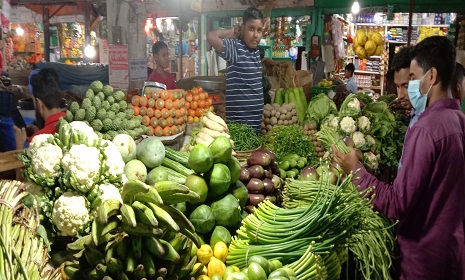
340;116;357;134
365;135;376;151
347;98;361;110
31;143;63;178
329;116;340;128
61;144;102;192
98;183;123;204
358;116;371;133
351;131;366;149
69;121;100;147
101;140;125;182
363;151;380;171
27;133;55;157
52;192;90;236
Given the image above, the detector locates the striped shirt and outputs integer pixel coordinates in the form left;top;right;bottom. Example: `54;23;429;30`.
220;38;263;133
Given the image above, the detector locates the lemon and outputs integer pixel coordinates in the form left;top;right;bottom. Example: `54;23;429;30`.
208;256;226;278
372;32;383;46
232;266;241;272
213;241;228;263
375;45;384;56
197;244;213;265
365;40;377;56
197;275;211;280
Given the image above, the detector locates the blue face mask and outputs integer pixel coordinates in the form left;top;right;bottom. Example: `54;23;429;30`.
408;69;432;114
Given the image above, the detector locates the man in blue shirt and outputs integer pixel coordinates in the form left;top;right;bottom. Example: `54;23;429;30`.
344;63;357;94
207;7;264;133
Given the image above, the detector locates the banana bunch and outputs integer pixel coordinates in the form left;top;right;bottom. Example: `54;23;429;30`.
195;111;233;148
63;180;203;280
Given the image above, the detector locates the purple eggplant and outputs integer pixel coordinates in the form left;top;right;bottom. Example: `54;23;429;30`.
252;148;276;162
264;168;273;179
244;205;256;214
246;178;265;194
264;195;277;204
248;165;265;179
247;150;272;167
262;178;275;195
300;166;319;181
248;194;265;206
269;160;280;175
239;167;250;184
271;175;282;190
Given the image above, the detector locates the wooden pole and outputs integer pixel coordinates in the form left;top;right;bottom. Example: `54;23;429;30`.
43;6;50;62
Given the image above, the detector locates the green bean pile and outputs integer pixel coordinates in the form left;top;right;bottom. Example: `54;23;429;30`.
226;121;262;151
227;176;397;280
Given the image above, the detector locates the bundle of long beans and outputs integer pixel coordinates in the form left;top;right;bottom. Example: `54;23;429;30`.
315;127;349;154
0;180;60;280
227;176;396;280
282;179;340;209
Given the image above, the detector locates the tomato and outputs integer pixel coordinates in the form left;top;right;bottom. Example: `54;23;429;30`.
198;100;206;109
191;100;199;110
185;92;193;102
188;109;196;117
195;108;204;118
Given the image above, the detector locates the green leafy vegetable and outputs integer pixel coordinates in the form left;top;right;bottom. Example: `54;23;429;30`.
227;121;262;151
306;93;338;126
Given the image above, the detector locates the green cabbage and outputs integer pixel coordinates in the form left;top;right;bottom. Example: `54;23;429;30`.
306;93;338;125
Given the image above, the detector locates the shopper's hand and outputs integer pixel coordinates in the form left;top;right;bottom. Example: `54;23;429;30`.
13;125;27;150
25;124;38;137
331;145;360;174
233;25;242;38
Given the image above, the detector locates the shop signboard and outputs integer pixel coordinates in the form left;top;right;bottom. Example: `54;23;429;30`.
129;59;148;81
201;0;314;12
108;44;129;89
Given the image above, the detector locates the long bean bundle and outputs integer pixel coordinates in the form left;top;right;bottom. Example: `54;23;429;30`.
227;176;397;280
315;127;349;154
0;180;59;280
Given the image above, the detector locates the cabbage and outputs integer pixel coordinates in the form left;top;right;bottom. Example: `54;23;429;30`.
306;93;338;125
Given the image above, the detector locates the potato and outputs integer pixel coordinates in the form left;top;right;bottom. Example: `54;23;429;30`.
270;116;278;125
283;120;289;125
262;129;267;134
277;119;284;125
286;112;293;120
266;124;273;131
291;108;297;115
291;116;298;123
271;109;276;116
276;111;281;118
279;114;287;120
264;103;274;111
263;118;270;125
272;103;280;109
263;110;270;118
261;122;266;129
278;107;288;114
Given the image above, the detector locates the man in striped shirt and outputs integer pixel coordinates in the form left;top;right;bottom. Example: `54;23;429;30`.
207;7;264;133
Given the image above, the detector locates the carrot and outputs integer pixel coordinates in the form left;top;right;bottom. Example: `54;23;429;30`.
133;106;140;116
160;108;170;119
141;115;150;126
148;98;156;108
167;90;175;100
173;99;181;109
175;109;182;118
132;95;140;106
162;126;171;136
170;108;177;118
159;118;167;128
160;90;170;100
146;107;154;117
180;107;187;117
154;109;162;119
155;98;165;110
170;125;178;135
139;96;148;107
153;126;163;137
150;117;159;127
146;125;154;136
165;99;173;110
139;107;147;116
166;117;174;127
176;117;184;125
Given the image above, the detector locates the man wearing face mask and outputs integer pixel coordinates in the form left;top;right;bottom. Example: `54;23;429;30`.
332;36;465;279
13;68;66;148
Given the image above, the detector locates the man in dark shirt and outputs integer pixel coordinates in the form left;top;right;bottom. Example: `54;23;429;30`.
333;36;465;279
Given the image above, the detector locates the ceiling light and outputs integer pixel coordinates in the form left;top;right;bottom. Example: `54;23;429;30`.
84;44;95;58
16;26;24;36
352;1;360;14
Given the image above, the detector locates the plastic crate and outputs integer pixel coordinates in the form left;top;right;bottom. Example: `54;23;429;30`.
0;91;13;119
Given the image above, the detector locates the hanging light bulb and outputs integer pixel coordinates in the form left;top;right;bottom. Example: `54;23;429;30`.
145;18;153;34
84;44;95;58
16;26;24;36
352;0;360;14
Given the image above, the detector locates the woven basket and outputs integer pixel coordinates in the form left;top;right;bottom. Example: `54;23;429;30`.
234;146;261;163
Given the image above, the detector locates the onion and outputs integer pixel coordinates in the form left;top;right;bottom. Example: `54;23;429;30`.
343;136;355;148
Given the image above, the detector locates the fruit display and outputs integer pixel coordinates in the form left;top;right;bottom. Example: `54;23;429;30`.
238;148;283;212
63;180;202;280
67;80;150;140
353;29;384;59
184;86;215;123
133;86;188;137
316;78;333;87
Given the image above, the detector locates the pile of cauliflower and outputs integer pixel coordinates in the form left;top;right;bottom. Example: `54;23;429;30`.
19;119;125;237
320;93;381;171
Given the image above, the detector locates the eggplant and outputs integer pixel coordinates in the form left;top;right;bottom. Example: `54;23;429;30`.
247;150;272;167
248;194;265;206
244;205;256;214
320;171;338;185
262;178;275;195
239;167;250;184
269;160;280;175
264;195;277;205
271;175;282;190
248;165;265;179
264;168;273;179
300;166;319;181
252;148;276;162
246;178;265;194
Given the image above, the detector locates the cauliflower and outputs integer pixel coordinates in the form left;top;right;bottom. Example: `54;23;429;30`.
26;133;54;157
330;116;340;128
347;98;360;110
365;135;376;151
25;143;63;187
340;116;357;134
363;151;380;171
52;192;90;236
352;131;366;149
98;184;123;203
69;121;99;147
61;144;102;193
101;140;125;183
358;116;371;133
